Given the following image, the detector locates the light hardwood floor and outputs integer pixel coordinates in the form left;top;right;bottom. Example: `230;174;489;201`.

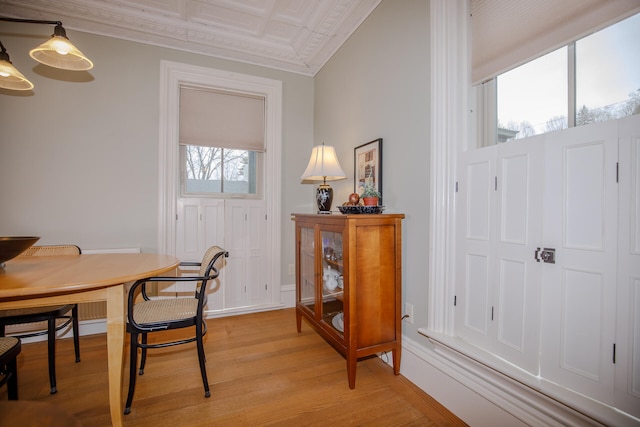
1;308;466;426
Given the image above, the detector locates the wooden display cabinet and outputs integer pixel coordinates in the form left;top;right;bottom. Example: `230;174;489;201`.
292;213;404;388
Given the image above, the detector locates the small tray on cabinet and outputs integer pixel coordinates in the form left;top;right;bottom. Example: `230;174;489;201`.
337;205;385;214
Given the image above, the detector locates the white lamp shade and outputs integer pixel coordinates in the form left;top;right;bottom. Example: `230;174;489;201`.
301;145;346;181
29;36;93;71
0;59;34;90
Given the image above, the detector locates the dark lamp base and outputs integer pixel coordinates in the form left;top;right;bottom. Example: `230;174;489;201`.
316;184;334;213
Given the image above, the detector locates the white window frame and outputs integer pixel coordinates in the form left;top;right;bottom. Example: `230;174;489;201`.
157;60;282;286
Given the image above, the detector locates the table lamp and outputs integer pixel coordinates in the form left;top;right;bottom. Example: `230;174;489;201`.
301;143;346;214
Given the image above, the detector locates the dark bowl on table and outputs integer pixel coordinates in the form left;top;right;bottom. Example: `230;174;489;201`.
0;236;40;267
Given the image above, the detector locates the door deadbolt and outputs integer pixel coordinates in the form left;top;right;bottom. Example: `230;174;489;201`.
535;247;556;264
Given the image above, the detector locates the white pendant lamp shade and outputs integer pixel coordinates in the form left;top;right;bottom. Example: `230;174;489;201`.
0;57;34;90
0;19;94;91
301;144;347;181
29;25;93;71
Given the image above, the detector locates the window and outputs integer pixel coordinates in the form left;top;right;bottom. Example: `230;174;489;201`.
497;47;568;139
181;145;262;197
178;84;266;198
576;13;640;125
485;12;640;145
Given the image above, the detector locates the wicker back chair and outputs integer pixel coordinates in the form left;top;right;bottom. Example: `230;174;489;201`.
0;337;21;400
0;245;81;394
124;246;228;414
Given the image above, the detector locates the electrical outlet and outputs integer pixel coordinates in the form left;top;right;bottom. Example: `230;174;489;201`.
404;303;414;324
288;264;295;275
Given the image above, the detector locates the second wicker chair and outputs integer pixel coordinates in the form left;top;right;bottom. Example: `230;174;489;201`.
0;245;81;394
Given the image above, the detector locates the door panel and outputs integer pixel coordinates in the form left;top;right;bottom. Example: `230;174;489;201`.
456;146;496;348
458;116;640;415
540;121;618;404
494;136;544;373
224;200;267;309
615;116;640;418
176;200;200;260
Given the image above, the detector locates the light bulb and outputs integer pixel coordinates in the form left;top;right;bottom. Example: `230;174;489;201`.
52;38;71;55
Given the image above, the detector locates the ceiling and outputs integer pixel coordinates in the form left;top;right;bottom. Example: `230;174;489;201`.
0;0;381;76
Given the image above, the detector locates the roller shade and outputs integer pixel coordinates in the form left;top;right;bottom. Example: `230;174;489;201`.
179;86;265;152
471;0;640;84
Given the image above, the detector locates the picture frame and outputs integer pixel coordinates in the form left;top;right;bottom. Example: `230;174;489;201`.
354;138;382;203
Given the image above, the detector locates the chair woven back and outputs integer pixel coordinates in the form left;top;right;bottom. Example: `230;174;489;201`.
18;245;81;257
198;245;225;277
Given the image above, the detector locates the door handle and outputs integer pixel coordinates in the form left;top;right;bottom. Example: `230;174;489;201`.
535;247;556;264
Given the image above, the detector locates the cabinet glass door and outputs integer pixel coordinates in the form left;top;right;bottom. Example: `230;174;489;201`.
298;226;315;314
321;229;344;334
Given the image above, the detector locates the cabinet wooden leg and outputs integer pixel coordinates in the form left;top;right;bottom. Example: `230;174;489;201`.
296;310;302;333
347;358;357;389
392;347;401;375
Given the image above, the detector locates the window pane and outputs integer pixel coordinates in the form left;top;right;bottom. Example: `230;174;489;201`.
223;149;251;194
497;47;568;142
185;145;221;193
183;145;260;196
576;13;640;125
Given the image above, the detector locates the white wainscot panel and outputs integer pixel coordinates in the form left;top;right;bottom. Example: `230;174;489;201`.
561;269;602;380
498;259;526;351
184;204;199;253
202;203;222;250
465;253;489;334
634;138;640;254
467;161;491;240
501;154;528;244
633;278;640;397
564;143;605;250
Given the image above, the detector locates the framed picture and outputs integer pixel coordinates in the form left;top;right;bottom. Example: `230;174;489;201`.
354;138;382;203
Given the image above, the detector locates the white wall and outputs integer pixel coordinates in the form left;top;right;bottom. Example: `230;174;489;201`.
314;1;524;424
0;21;313;286
314;0;431;344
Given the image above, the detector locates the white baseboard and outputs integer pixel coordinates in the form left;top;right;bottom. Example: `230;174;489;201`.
398;335;638;427
280;283;296;308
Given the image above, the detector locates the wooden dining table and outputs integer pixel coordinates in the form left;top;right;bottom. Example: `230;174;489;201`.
0;252;180;427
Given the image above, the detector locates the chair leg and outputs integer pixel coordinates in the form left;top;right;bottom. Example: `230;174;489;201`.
47;317;58;394
6;356;18;400
139;333;148;375
72;305;81;363
124;332;139;415
196;321;210;398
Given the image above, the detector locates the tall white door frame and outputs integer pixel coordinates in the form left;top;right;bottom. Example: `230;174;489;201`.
157;60;283;307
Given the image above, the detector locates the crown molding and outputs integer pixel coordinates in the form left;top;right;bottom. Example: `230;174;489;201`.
0;0;382;76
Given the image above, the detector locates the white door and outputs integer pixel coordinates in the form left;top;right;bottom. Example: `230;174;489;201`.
176;198;224;263
615;115;640;418
456;137;544;375
458;116;640;416
492;136;544;374
224;199;269;310
175;198;269;312
456;145;496;351
539;121;618;404
169;198;224;296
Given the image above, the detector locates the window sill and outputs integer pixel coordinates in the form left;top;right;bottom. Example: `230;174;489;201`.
417;328;633;427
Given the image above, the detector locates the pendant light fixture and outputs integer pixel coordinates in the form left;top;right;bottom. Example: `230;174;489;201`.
0;41;34;90
0;17;93;91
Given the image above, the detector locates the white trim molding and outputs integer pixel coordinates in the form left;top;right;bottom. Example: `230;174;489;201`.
422;2;640;426
428;0;464;336
158;60;283;307
400;334;628;427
